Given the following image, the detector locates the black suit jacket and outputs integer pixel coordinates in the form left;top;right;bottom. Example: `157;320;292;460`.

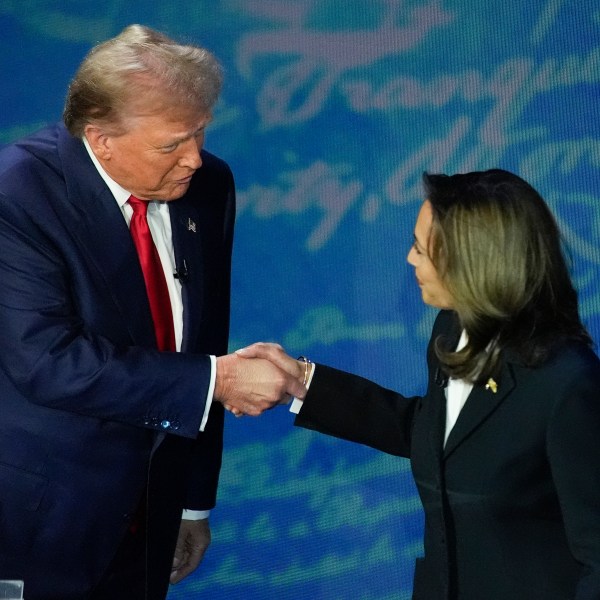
0;124;235;599
296;310;600;599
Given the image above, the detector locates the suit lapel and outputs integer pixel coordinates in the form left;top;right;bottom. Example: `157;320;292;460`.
443;362;516;458
426;312;519;460
168;197;204;353
56;127;156;347
429;380;449;463
429;314;461;460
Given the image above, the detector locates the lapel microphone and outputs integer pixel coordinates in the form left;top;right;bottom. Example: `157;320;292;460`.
174;259;189;283
434;367;448;388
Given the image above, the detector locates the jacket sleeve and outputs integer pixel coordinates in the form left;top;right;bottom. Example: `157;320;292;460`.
295;363;421;458
294;310;454;457
0;158;210;439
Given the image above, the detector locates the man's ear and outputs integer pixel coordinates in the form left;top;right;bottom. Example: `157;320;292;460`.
84;125;112;160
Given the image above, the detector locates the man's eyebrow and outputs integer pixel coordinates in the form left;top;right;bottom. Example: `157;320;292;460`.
164;124;208;146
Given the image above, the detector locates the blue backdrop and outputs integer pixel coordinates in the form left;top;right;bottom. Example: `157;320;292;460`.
1;2;599;598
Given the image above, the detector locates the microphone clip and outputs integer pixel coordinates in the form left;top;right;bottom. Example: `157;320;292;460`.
434;367;448;388
174;259;189;283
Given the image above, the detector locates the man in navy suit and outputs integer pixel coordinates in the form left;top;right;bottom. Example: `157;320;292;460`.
0;25;303;600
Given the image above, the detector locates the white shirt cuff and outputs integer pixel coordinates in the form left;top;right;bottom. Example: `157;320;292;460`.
199;355;217;432
182;509;210;520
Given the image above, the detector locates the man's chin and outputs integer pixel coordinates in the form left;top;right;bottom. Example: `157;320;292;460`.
160;182;192;201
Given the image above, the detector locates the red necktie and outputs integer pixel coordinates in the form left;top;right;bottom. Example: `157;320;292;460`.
128;196;176;351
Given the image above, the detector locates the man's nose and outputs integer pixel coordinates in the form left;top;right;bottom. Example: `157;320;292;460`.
179;139;202;170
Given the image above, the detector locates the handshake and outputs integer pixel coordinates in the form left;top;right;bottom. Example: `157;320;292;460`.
213;343;310;417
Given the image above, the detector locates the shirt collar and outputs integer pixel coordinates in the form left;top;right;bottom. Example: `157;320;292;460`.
82;136;131;209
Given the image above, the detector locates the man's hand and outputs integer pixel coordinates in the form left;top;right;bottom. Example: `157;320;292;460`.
170;518;211;584
215;351;306;416
236;342;305;379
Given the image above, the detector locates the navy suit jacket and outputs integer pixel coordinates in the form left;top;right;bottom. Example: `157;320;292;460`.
296;310;600;599
0;124;235;598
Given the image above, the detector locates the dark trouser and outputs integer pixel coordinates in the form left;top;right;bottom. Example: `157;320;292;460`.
91;435;195;600
89;508;178;600
89;526;151;600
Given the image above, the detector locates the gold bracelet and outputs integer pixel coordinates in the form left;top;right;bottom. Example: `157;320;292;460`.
297;356;312;386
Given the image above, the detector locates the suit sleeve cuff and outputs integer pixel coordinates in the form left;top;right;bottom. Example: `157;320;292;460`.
290;363;316;414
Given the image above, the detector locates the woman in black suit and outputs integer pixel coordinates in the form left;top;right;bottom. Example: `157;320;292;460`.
237;170;600;599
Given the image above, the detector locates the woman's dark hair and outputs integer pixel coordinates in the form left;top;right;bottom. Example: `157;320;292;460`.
424;169;592;383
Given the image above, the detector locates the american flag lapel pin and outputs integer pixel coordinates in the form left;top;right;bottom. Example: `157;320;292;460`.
187;217;197;233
